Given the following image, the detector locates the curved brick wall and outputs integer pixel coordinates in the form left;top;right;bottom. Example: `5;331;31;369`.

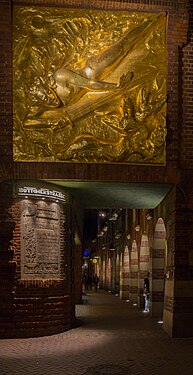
0;181;74;338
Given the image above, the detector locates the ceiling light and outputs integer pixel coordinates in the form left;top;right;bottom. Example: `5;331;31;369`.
109;243;115;251
115;232;122;239
109;213;118;221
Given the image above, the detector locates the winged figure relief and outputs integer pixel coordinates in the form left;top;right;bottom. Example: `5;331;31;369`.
13;7;167;164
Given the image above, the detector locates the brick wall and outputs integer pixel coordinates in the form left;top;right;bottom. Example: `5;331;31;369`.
181;2;193;168
0;1;13;181
0;182;16;336
0;181;74;338
0;0;193;338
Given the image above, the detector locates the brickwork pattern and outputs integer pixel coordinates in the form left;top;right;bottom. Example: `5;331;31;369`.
0;181;75;338
0;0;193;340
1;290;193;374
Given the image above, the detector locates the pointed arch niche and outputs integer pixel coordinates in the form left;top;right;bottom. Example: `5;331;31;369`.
152;218;167;317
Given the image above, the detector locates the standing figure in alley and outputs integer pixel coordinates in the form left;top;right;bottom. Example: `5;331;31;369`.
83;273;89;291
93;274;100;291
143;272;150;312
88;274;93;291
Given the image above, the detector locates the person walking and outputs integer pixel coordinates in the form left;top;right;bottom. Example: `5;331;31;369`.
143;272;150;312
93;274;99;291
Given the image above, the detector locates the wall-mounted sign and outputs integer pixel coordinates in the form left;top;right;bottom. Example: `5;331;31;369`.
20;200;62;280
18;186;66;202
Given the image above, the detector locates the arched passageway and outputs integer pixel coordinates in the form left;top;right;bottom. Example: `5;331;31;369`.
94;212;168;320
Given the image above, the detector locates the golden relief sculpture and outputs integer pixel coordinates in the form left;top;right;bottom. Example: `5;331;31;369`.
13;7;167;164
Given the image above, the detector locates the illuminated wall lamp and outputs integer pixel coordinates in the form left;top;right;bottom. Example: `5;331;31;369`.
109;243;115;251
135;225;140;232
109;213;118;221
115;232;121;239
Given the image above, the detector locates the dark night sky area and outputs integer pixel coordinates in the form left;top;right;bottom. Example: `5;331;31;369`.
83;209;110;249
83;209;98;247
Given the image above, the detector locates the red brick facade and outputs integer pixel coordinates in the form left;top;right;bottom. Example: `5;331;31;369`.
0;0;193;338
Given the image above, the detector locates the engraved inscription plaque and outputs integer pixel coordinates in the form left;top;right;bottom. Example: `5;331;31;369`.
20;200;61;280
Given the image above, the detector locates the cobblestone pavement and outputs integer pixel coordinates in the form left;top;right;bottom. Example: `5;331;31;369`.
0;290;193;375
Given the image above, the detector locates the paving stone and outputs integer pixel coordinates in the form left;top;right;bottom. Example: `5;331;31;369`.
0;290;193;375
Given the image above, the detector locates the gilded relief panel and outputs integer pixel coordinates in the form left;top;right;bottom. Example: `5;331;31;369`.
13;7;167;164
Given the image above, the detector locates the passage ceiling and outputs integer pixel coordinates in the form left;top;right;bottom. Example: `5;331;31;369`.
47;181;173;209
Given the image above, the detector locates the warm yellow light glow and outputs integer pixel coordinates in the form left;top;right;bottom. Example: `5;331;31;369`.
13;8;166;164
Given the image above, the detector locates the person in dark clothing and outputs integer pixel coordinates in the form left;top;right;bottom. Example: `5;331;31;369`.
84;273;89;291
93;274;99;291
143;272;150;312
88;274;93;290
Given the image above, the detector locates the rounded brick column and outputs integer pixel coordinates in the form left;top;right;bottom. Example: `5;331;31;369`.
120;245;130;300
139;234;150;308
152;218;166;318
0;180;75;338
130;240;138;304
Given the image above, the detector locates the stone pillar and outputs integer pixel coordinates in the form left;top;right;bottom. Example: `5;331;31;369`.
105;255;111;291
119;252;123;296
160;188;176;337
164;207;193;337
152;218;166;318
139;234;150;309
111;251;116;294
115;253;120;295
108;256;112;291
120;245;130;300
102;258;106;289
130;240;138;304
162;186;193;337
73;243;82;305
